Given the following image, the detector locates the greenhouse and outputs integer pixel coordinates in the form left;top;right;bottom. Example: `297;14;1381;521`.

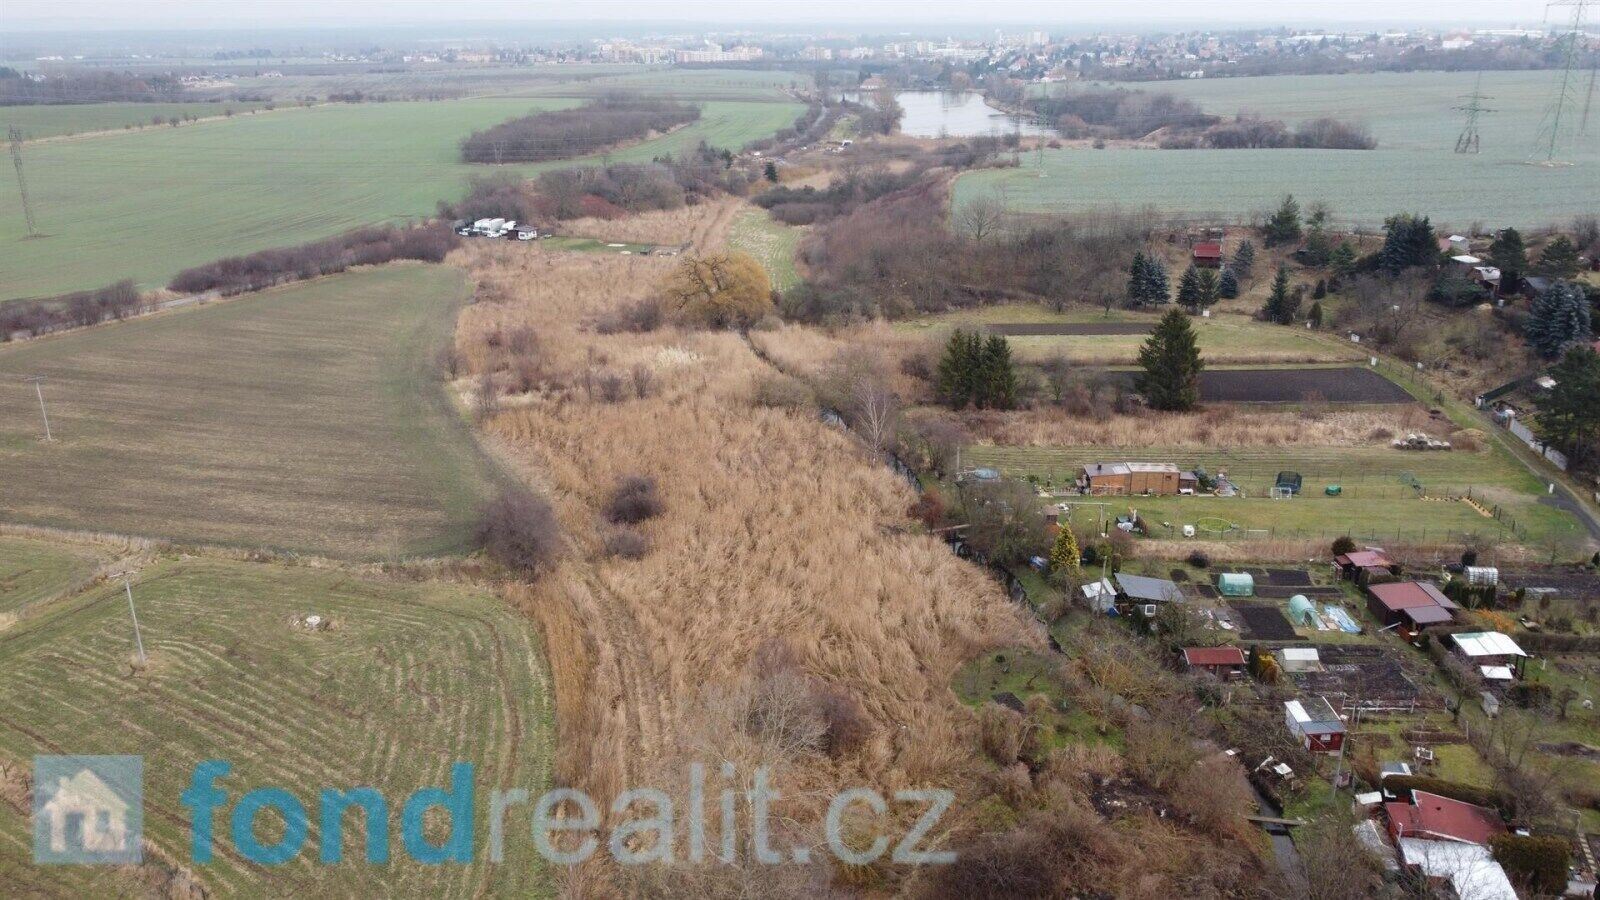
1217;572;1255;597
1288;594;1317;626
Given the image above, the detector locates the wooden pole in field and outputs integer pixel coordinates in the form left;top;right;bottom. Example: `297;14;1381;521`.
24;375;52;441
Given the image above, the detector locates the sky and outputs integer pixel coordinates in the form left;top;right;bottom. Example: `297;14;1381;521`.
3;0;1566;32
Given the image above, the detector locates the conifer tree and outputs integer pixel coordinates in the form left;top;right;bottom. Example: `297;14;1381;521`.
1176;263;1202;310
1217;266;1240;299
1487;227;1526;285
1049;523;1081;579
1145;255;1171;305
1195;267;1220;309
1136;308;1203;411
1263;195;1302;247
980;334;1019;410
1328;240;1356;280
1232;240;1256;281
1127;252;1150;305
1536;236;1581;278
1262;265;1293;324
1309;301;1324;329
1525;281;1593;358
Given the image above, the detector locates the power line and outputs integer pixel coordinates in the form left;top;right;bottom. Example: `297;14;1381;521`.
1531;0;1591;162
1453;73;1494;154
8;125;39;236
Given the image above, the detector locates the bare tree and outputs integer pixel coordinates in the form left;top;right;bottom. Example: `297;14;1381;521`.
956;190;1008;242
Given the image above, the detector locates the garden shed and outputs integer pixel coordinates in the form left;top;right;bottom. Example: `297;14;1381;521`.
1287;594;1317;626
1218;572;1254;597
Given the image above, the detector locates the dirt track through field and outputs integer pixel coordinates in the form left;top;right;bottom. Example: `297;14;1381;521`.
986;322;1152;336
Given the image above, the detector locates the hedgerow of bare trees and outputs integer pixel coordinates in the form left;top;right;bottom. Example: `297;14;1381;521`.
168;224;458;295
459;95;700;164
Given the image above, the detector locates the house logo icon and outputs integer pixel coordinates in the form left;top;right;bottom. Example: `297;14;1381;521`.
33;755;143;865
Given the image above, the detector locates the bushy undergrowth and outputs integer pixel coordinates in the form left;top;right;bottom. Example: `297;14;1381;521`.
168;224;458;295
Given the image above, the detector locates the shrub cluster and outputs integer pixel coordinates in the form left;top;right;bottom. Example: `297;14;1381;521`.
1489;834;1571;894
167;224;459;295
533;143;749;220
604;475;664;525
475;489;563;577
0;280;142;342
460;96;700;164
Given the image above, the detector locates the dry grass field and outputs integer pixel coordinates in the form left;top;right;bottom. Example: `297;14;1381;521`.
0;265;497;558
450;212;1041;892
0;553;554;897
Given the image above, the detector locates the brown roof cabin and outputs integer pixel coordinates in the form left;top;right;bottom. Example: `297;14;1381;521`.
1191;242;1224;268
1182;646;1246;679
1365;581;1458;632
1079;462;1186;496
1334;549;1396;583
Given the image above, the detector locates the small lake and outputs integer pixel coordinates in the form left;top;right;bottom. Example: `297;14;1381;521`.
847;90;1056;139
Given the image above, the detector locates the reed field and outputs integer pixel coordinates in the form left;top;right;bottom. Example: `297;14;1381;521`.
0;96;801;299
0;265;496;558
0;554;554;897
971;70;1599;228
451;216;1039;890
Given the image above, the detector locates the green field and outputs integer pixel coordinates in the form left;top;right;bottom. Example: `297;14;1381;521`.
1;102;275;141
963;442;1585;548
0;555;553;897
0;96;802;299
728;207;803;291
539;235;657;254
0;266;496;558
902;303;1358;365
968;70;1599;228
514;67;805;102
0;535;104;617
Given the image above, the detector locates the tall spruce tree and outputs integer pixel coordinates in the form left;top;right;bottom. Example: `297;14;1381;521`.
1378;213;1436;274
1535;346;1600;470
1145;255;1171;304
1525;281;1593;358
936;329;981;408
1536;236;1581;278
1328;240;1356;280
1176;263;1202;310
1302;202;1332;265
1263;195;1302;247
1488;227;1527;285
1049;523;1082;580
979;334;1019;410
1127;252;1150;305
1262;265;1293;324
1232;240;1256;281
1136;308;1203;411
1218;266;1240;299
1195;267;1220;309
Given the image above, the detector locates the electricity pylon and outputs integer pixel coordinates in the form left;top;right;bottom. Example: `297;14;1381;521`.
1531;0;1590;162
1454;74;1494;153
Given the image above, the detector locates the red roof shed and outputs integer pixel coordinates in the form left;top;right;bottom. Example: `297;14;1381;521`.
1385;791;1506;846
1192;242;1223;268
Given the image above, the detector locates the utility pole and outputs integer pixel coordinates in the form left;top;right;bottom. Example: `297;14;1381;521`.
24;375;53;441
124;577;146;664
1453;73;1493;154
7;125;38;237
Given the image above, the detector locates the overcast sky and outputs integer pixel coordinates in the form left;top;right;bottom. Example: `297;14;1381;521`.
4;0;1565;32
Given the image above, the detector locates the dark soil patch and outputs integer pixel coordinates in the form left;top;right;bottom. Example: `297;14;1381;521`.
1259;568;1314;586
1197;367;1413;404
1230;603;1297;641
986;322;1151;336
1535;741;1600;760
1294;645;1421;705
1500;569;1600;600
1195;584;1220;599
1255;586;1342;600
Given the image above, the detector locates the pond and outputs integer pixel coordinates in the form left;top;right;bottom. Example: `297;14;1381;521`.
848;90;1056;139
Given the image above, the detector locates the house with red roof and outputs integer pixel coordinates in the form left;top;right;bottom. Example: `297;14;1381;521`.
1366;581;1459;632
1182;646;1246;678
1191;242;1223;268
1385;790;1506;846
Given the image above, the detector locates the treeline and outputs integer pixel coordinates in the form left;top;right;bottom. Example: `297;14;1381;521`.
784;178;1161;324
459;96;700;164
0;69;188;105
753;168;926;225
0;281;142;342
1160;115;1375;150
1031;88;1215;139
1027;87;1373;149
168;224;458;295
742;100;836;155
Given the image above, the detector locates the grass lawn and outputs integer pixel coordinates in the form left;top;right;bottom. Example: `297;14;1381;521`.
953;647;1124;752
0;265;498;558
969;441;1583;549
2;102;275;141
727;207;803;292
0;535;105;617
0;96;802;299
903;303;1358;365
540;235;657;254
0;555;554;897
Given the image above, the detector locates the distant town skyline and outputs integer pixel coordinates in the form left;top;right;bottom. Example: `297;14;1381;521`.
5;0;1569;33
